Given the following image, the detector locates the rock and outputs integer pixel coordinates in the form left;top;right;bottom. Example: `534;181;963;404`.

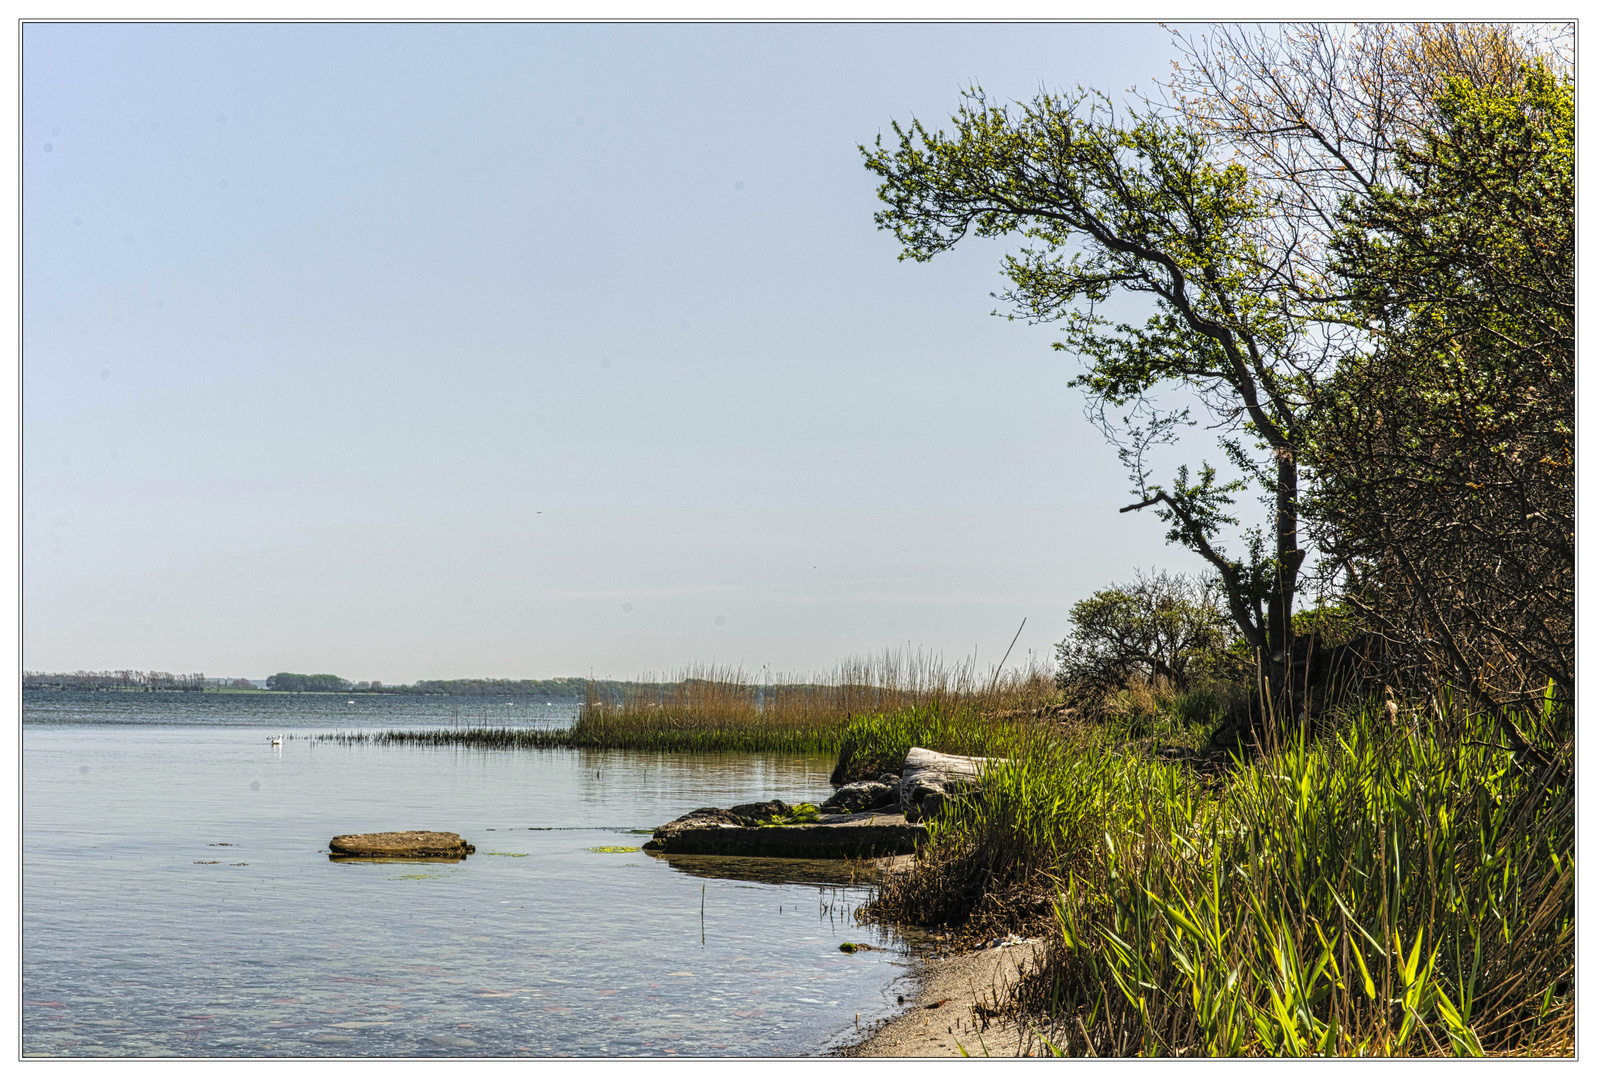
899;747;996;822
728;799;792;823
877;773;901;787
328;831;475;858
670;803;811;827
820;780;896;814
643;808;924;858
670;807;746;827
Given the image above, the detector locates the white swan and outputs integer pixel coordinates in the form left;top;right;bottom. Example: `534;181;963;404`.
269;733;283;746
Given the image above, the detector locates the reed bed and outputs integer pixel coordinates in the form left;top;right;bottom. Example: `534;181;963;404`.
307;648;1057;755
577;648;1055;748
375;648;1051;753
861;693;1573;1056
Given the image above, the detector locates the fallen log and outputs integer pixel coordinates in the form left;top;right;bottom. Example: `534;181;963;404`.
898;747;998;821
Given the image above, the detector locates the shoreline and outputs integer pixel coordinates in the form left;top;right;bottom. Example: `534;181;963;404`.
830;938;1049;1058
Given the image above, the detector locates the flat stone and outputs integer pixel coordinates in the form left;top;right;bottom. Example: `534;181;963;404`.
328;831;475;858
643;809;924;858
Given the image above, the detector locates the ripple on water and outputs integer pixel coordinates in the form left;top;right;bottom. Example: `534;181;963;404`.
23;716;912;1056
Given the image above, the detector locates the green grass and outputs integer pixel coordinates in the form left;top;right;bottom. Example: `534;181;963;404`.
828;702;1043;783
861;691;1573;1056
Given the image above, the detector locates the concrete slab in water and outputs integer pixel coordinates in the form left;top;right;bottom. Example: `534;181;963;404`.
643;810;925;858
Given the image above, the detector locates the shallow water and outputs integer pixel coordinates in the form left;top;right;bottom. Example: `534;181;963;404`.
23;692;912;1057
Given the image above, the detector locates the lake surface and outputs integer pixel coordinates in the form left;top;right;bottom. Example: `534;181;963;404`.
23;692;914;1057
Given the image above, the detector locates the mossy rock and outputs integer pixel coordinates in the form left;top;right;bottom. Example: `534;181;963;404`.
329;831;475;858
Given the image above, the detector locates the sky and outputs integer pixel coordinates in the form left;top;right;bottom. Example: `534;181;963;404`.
23;21;1242;683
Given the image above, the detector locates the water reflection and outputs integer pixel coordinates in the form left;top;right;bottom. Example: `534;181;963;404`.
326;855;468;864
650;851;906;887
23;718;916;1057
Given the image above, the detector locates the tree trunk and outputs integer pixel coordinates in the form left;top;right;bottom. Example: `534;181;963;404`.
1266;453;1306;722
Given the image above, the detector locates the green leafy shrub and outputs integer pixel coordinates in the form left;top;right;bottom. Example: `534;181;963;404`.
1055;571;1233;707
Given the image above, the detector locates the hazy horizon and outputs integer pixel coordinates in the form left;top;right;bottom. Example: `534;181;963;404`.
24;22;1233;683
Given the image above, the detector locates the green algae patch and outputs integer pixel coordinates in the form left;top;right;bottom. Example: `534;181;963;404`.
587;845;641;854
759;802;821;826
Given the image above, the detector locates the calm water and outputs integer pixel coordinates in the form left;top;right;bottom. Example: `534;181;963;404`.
23;692;914;1058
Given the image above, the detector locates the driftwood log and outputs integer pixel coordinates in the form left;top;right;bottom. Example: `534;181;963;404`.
898;747;997;821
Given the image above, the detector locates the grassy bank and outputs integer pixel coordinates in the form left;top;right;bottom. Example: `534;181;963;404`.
296;643;1574;1054
849;694;1573;1056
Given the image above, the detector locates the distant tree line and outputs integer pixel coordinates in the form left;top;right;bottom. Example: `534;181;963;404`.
265;672;350;693
26;671;790;703
23;670;208;691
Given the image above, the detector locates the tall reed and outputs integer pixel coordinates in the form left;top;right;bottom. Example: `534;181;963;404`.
1034;702;1573;1056
572;647;1056;754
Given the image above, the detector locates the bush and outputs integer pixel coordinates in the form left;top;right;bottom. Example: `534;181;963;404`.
1056;571;1232;706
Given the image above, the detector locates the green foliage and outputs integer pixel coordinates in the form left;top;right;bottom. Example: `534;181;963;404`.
1055;569;1232;698
1170;684;1229;732
266;672;348;693
1040;704;1572;1056
1289;602;1361;647
862;86;1317;662
1311;62;1574;711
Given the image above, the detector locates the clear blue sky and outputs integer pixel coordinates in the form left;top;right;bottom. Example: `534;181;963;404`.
24;21;1228;683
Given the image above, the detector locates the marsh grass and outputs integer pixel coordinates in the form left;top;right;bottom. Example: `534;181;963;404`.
860;715;1169;932
1019;702;1573;1056
577;648;1056;753
334;648;1059;755
847;681;1572;1055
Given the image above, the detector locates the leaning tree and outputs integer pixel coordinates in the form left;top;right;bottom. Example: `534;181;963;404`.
863;87;1324;711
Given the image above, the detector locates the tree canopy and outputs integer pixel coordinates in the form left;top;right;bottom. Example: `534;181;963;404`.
265;672;349;693
1310;62;1573;713
863;83;1315;700
863;22;1573;728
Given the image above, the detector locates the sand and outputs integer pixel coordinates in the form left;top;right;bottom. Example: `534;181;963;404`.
832;938;1056;1058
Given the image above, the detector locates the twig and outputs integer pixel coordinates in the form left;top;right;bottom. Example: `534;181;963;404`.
988;618;1027;695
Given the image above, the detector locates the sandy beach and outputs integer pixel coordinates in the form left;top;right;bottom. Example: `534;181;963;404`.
832;938;1051;1058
